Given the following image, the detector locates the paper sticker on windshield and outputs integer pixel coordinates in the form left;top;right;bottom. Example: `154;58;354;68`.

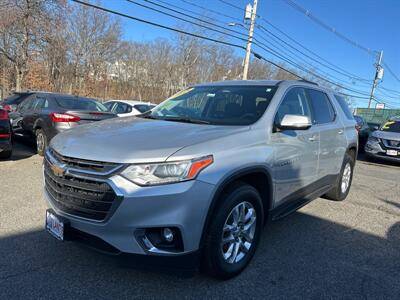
167;88;194;100
382;121;395;129
207;93;215;97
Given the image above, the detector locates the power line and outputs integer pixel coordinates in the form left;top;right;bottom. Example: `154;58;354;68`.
382;62;400;83
257;24;371;86
71;0;388;106
140;0;248;38
71;0;247;49
129;0;374;96
126;0;248;42
175;0;373;84
281;0;375;55
179;0;243;22
259;19;371;83
153;0;246;28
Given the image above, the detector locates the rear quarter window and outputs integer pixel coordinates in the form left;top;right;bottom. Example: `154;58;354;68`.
334;94;354;120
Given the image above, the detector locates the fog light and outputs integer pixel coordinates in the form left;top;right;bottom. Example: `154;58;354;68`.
163;228;174;242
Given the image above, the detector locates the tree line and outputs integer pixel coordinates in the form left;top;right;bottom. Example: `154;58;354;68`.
0;0;308;103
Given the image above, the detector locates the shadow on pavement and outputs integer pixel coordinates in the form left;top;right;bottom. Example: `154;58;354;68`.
0;212;399;298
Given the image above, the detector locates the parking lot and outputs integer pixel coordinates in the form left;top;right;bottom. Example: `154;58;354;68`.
0;142;399;299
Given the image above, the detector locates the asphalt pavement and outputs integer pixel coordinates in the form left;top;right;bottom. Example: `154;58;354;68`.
0;142;399;299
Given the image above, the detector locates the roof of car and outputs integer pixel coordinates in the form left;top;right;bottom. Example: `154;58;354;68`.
193;79;320;87
105;99;155;106
11;91;94;99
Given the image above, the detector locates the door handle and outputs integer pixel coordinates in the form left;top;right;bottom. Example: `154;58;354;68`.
338;129;344;135
308;135;318;142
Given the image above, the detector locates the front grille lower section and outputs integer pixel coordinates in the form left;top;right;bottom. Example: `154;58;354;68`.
44;159;118;221
381;139;400;150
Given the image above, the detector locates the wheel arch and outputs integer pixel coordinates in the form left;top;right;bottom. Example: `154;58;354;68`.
199;166;274;249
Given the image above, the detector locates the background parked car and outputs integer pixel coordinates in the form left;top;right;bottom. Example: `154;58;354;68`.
0;107;12;159
13;92;116;155
104;100;156;117
354;115;370;151
365;116;400;162
0;91;34;112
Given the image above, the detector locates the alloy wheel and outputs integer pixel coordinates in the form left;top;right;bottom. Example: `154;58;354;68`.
221;201;257;264
341;162;351;194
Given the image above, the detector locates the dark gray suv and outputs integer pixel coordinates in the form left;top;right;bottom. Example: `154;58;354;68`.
43;80;358;278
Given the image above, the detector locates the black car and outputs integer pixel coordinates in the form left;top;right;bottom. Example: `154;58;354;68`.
0;108;12;159
354;115;370;151
0;91;34;112
14;92;116;155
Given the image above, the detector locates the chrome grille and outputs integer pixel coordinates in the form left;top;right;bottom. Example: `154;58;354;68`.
48;148;122;175
44;149;122;221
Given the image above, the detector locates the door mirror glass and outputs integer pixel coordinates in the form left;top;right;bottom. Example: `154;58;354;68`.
277;114;312;130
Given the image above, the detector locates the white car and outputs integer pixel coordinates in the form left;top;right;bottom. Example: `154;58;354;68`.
104;100;156;117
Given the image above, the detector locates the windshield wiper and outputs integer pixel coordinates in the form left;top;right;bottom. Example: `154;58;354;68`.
159;116;211;124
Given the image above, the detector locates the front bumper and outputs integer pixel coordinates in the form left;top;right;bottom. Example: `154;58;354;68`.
365;140;400;162
44;174;215;256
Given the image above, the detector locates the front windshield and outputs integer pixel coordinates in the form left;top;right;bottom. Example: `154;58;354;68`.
148;85;277;125
380;120;400;133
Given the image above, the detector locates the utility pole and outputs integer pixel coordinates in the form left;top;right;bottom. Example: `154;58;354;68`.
242;0;258;80
368;50;384;108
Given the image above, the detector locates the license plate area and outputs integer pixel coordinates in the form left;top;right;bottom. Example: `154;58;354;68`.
46;209;68;241
386;150;399;156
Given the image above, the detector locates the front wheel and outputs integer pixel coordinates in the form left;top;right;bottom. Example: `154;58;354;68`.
323;153;355;201
35;129;48;156
202;183;264;279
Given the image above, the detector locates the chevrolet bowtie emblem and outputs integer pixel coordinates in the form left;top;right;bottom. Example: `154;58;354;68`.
50;162;66;177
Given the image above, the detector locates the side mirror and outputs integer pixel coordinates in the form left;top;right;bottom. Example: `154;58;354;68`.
276;114;312;130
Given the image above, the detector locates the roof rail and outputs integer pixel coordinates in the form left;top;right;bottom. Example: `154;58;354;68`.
298;79;318;86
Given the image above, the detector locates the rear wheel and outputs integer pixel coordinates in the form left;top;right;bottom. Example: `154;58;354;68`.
323;152;355;201
202;183;264;279
35;128;47;156
0;149;12;159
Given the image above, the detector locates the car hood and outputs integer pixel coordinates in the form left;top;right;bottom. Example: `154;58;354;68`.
51;117;249;163
371;130;400;141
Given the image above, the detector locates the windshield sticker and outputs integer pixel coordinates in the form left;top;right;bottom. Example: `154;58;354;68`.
382;121;395;129
207;93;215;97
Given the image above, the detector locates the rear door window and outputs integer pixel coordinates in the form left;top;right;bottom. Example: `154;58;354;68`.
307;89;336;124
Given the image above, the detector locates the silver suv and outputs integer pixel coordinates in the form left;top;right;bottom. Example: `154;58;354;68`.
43;80;357;279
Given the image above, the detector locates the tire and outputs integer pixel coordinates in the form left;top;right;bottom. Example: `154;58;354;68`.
0;149;12;159
202;183;264;279
35;128;48;156
323;152;355;201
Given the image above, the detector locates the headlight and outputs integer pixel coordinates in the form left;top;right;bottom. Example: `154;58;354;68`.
121;155;213;186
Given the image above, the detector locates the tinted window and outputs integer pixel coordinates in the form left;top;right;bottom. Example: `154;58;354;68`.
18;98;34;111
4;93;31;105
334;94;354;120
55;97;107;112
114;102;129;114
104;102;115;111
275;87;311;125
134;104;153;113
149;86;277;125
307;89;335;124
380;120;400;133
